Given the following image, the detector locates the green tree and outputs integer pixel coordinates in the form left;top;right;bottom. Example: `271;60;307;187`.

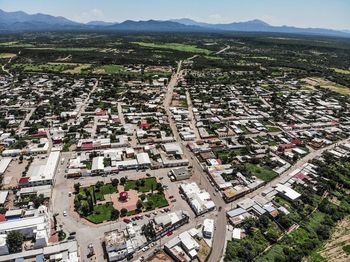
74;183;81;193
111;209;120;220
120;208;128;217
7;231;24;253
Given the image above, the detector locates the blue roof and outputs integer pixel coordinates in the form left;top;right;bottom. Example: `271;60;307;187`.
227;207;247;217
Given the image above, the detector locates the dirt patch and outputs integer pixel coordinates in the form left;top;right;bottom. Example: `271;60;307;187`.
2;159;28;189
319;216;350;262
301;77;350;95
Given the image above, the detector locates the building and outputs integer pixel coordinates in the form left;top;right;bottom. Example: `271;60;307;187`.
136;152;151;169
170;167;191;181
0;206;50;253
92;156;104;174
179;182;215;216
23;151;60;187
0;240;80;262
202;219;214;238
0;158;11;176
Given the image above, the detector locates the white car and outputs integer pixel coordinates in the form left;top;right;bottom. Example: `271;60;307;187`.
63;211;67;216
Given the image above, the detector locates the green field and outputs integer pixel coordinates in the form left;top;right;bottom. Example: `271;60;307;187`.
124;177;158;193
245;163;278;182
93;64;127;74
86;203;115;224
146;193;169;209
0;53;16;59
26;47;99;52
132;42;212;55
11;62;91;74
332;68;350;75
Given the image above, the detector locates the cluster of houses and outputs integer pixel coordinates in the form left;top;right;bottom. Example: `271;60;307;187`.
104;211;189;261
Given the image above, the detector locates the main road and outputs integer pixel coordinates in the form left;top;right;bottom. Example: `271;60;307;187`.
163;60;227;262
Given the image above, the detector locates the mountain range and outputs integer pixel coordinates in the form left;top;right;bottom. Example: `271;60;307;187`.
0;9;349;37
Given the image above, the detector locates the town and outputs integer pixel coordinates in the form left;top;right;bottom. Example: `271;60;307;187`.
0;13;350;262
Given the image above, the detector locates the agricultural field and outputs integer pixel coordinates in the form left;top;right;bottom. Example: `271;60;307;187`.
132;42;212;55
0;53;16;59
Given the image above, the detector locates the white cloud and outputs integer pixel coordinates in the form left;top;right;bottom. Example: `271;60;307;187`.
73;9;106;23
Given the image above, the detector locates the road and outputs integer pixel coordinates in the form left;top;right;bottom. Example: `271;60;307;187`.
163;60;227;262
18;107;36;133
186;90;201;140
76;79;99;119
1;51;20;77
215;45;230;55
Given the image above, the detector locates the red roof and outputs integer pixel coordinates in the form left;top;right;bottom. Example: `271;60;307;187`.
96;111;107;116
119;192;128;198
294;172;306;180
279;143;294;149
139;123;152;129
81;143;93;150
291;139;303;145
0;214;6;222
19;177;29;184
111;118;120;123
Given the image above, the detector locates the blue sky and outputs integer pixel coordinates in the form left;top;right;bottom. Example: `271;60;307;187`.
2;0;350;29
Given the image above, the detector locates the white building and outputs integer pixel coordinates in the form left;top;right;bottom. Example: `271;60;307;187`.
0;158;11;176
180;182;215;216
203;219;214;238
0;206;50;254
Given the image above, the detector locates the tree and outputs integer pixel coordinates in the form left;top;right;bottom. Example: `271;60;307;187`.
140;194;146;201
120;208;128;217
120;177;127;185
74;183;81;193
111;178;119;187
111;209;120;220
136;200;143;211
7;231;24;253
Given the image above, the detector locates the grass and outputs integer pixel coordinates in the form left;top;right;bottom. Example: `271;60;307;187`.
303;77;350;96
95;184;117;201
266;126;280;132
26;47;99;52
342;245;350;255
11;62;91;74
124;177;158;193
146;193;169;209
245;163;278;182
132;42;212;55
332;68;350;75
93;64;126;74
0;53;16;59
86;203;115;224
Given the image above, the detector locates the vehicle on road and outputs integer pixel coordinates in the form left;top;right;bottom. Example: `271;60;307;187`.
63;211;67;216
167;231;173;236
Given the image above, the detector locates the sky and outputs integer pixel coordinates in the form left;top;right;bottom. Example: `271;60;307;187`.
1;0;350;30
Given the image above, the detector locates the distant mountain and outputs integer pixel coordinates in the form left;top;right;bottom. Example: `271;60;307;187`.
171;18;350;37
0;9;83;32
106;20;205;32
86;21;116;26
0;9;349;38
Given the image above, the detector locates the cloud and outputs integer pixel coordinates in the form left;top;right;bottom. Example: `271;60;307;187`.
73;9;105;23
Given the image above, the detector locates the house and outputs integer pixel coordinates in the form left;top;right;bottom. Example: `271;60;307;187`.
170;167;191;181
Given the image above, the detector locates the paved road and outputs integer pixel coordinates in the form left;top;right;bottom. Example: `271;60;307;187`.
76;79;99;119
215;45;230;55
186;90;200;140
163;60;227;262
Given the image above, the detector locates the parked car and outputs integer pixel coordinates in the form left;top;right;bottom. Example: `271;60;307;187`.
167;231;173;236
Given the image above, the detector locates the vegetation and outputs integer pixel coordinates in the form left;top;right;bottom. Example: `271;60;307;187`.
124;177;158;193
6;231;24;253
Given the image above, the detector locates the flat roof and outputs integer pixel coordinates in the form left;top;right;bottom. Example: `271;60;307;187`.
0;158;11;174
